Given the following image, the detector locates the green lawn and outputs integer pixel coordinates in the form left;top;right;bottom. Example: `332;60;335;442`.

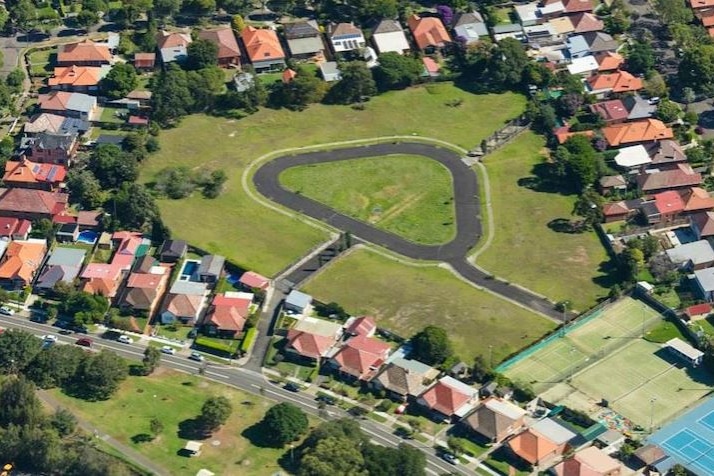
303;248;555;363
279;154;456;245
99;107;128;124
49;371;305;475
28;48;55;76
141;84;526;276
644;320;689;343
475;131;612;310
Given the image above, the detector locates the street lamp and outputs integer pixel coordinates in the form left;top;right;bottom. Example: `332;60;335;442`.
650;397;657;433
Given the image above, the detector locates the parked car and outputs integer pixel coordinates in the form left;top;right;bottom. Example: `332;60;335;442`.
189;351;204;362
117;335;134;344
188;328;198;338
316;394;336;405
42;334;58;343
160;346;176;355
75;338;92;347
284;382;300;393
0;306;15;316
71;324;88;334
441;452;458;465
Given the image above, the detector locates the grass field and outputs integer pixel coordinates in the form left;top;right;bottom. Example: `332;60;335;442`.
279;154;456;245
49;370;306;475
501;297;662;393
303;247;555;363
141;84;526;276
475;131;613;310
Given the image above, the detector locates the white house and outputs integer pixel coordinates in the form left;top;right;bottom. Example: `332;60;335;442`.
566;55;599;76
320;61;341;82
371;19;411;54
329;23;366;53
453;12;488;45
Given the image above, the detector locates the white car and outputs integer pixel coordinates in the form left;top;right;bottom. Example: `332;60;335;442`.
117;335;134;344
42;334;58;343
160;346;176;355
0;306;15;316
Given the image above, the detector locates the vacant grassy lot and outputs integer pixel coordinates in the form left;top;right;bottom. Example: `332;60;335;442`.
303;248;555;363
50;370;304;475
141;84;526;275
280;154;456;245
475;131;612;310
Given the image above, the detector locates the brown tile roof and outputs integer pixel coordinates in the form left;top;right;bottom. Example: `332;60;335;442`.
602;119;673;146
602;201;631;216
691;0;714;9
0;188;68;217
637;164;702;192
590;99;628;122
163;293;203;319
594;51;624;71
681;187;714;212
287;329;337;359
570;12;604;33
48;66;105;87
693;211;714;237
156;31;192;49
698;8;714;26
408;15;450;50
0;240;46;283
330;22;363;37
57;40;112;64
553;446;621;476
198;27;240;60
206;293;251;332
419;378;473;416
564;0;594;13
239;271;269;290
241;26;285;63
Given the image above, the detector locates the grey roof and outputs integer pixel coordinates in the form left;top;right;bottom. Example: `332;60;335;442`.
286;36;325;56
169;280;208;295
640;200;659;217
198;254;224;277
567;35;590;56
34;132;76;151
492;23;522;34
36;264;79;289
330;22;363;39
66;93;96;113
133;255;157;273
623;95;656;120
530;418;576;445
373;19;405;34
320;61;341;78
455;11;484;27
599;175;627;188
285;289;311;309
96;134;126;145
159;239;187;257
454;12;488;41
47;247;85;267
283;20;320;39
160;46;187;63
695;267;714;293
666;240;714;267
234;72;255;93
647;140;687;165
582;31;618;53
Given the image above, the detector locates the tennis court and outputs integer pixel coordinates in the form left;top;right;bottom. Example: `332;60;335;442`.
650;397;714;476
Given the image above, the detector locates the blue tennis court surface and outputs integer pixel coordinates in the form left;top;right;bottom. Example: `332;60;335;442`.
650;397;714;475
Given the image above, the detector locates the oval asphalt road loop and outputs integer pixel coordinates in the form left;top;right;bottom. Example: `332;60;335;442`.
254;142;561;321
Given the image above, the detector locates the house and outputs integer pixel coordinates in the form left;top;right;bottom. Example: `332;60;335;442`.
566;34;591;58
77;210;101;231
319;61;341;82
690;0;714;10
0;188;68;222
283;20;325;60
199;28;241;67
81;263;123;298
38;91;97;121
646;140;687;168
133;52;156;70
595;51;624;72
241;26;286;72
0;217;31;241
590;99;629;124
28;132;79;166
371;19;411;54
666;240;714;270
613;144;651;169
602;119;673;147
633;444;668;470
284;289;311;314
582;31;618;53
55;222;79;243
553;446;622;476
598;175;627;195
3;159;67;191
0;239;47;289
539;0;566;20
453;12;488;45
515;3;539;27
57;40;112;66
158;239;187;263
119;266;170;318
416;376;479;421
524;24;558;45
329;334;391;381
160;280;209;325
647;190;687;225
408;15;450;52
637;164;702;194
422;57;441;78
328;23;366;53
547;17;575;37
203;291;253;338
196;254;224;283
344;316;376;337
622;94;657;121
48;66;109;92
285;317;343;361
566;55;599;76
371;357;439;401
681;187;714;213
683;302;712;321
692;211;714;240
461;398;527;443
156;31;192;64
23;113;88;136
507;418;576;467
35;247;85;293
238;270;270;291
665;337;704;366
586;71;643;98
564;0;594;14
570;12;604;33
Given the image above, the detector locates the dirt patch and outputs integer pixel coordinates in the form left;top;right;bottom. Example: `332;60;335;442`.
565;246;590;265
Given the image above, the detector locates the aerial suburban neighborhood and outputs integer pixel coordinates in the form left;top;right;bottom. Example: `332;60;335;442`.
2;0;714;475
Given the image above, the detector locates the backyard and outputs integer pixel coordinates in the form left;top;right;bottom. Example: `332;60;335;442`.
49;370;306;475
279;154;456;245
475;131;614;310
141;83;527;276
302;247;555;363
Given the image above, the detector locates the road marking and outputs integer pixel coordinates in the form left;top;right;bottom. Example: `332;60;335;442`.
205;371;229;379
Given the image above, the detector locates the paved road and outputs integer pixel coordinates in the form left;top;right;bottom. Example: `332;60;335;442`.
254;142;563;321
0;313;469;476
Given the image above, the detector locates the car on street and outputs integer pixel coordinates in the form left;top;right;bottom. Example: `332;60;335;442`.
75;338;92;347
117;335;134;344
71;324;88;334
316;394;336;405
42;335;58;343
284;382;300;393
441;452;458;465
160;346;176;355
189;351;204;362
0;306;15;316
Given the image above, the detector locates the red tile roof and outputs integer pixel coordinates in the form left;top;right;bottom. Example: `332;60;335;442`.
0;240;47;283
685;303;712;318
48;66;105;87
408;15;450;50
0;188;68;218
691;0;714;10
3;159;67;185
282;68;297;83
198;27;240;60
654;190;686;214
57;40;112;64
419;379;472;416
206;293;252;332
0;217;31;238
602;119;673;147
508;428;560;465
602;201;631;217
241;26;285;63
594;51;624;71
587;71;643;93
564;0;594;13
681;187;714;212
698;8;714;26
239;271;270;290
156;31;192;49
590;99;628;122
332;335;390;380
570;12;604;33
553;126;595;144
287;329;337;359
345;316;377;337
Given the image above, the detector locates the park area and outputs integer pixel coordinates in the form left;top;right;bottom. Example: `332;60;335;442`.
499;297;714;428
49;370;305;475
474;131;613;310
279;154;456;245
303;247;555;363
141;83;526;276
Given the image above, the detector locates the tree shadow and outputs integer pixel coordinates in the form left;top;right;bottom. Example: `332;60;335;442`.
131;433;154;444
592;259;626;290
177;418;209;440
547;218;582;234
241;421;279;449
699;110;714;130
515;163;578;196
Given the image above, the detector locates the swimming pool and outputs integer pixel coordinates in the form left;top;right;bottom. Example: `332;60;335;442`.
179;260;200;281
77;230;99;245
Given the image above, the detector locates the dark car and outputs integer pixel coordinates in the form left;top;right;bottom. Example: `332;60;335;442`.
284;382;300;393
316;394;336;405
75;338;92;348
30;314;48;323
71;325;89;334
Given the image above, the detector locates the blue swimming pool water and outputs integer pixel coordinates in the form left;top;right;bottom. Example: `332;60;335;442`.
181;260;199;279
674;227;697;245
226;272;240;285
77;230;99;245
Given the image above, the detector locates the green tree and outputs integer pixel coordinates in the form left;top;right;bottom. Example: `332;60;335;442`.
112;182;159;231
152;64;194;125
75;9;99;28
0;329;42;375
472;355;493;383
101;63;138;100
325;61;377;104
572;189;604;230
10;0;36;31
152;0;181;18
622;247;645;281
357;0;397;20
262;402;309;447
655;0;693;24
154;166;195;199
186;39;218;70
200;396;232;431
89;144;138;189
0;6;9;30
563;135;600;191
362;443;426;476
66;169;103;209
187;66;225;111
5;68;24;94
269;67;327;110
373;52;423;91
491;37;530;88
0;375;42;427
526;100;557;135
181;0;215;15
626;41;655;76
201;169;227;198
679;46;714;95
655;99;682;123
75;350;128;400
82;0;108;12
299;436;366;476
49;407;77;437
410;325;453;366
231;13;246;32
447;436;467;456
149;417;164;436
141;346;161;375
26;344;87;389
